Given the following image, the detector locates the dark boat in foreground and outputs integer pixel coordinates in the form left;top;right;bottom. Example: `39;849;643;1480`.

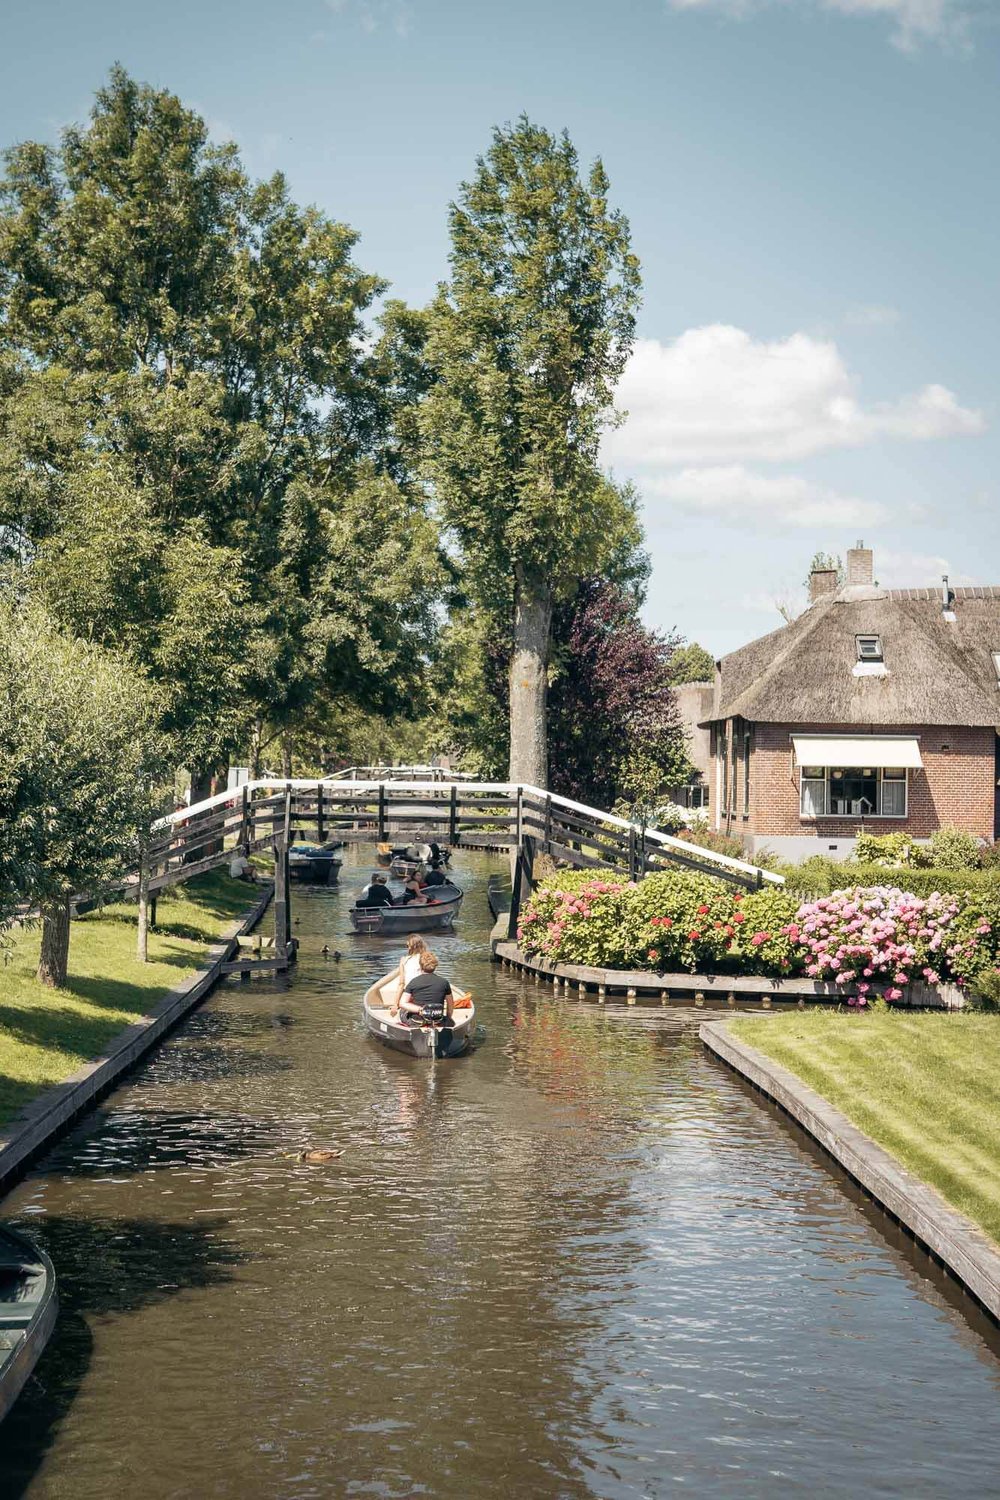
0;1223;57;1423
349;884;464;935
362;973;476;1058
289;841;343;884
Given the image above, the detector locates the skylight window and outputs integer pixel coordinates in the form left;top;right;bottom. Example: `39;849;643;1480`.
993;650;1000;682
856;634;883;662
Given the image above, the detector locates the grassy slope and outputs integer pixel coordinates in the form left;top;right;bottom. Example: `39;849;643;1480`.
0;872;257;1127
730;1012;1000;1244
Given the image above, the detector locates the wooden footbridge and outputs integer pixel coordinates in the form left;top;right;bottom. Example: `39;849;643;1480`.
144;775;783;974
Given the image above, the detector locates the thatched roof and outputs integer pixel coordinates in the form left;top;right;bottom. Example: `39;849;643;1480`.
709;587;1000;728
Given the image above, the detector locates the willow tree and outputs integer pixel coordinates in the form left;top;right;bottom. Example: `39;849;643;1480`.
421;119;641;786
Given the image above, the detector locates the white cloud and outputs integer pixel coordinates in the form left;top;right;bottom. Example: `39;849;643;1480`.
604;326;984;467
326;0;413;37
645;465;887;527
664;0;971;51
872;548;980;587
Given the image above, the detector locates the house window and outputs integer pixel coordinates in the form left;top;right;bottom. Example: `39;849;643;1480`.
799;765;908;818
992;650;1000;682
856;634;883;662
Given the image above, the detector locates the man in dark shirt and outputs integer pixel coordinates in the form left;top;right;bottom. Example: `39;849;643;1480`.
357;873;395;909
399;951;453;1026
423;867;447;888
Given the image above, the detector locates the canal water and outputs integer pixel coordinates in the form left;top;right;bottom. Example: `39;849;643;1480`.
2;851;1000;1498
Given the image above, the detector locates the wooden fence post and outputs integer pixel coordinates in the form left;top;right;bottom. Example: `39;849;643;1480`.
240;785;249;849
507;834;536;942
449;784;458;845
317;783;325;843
543;795;552;851
377;783;386;842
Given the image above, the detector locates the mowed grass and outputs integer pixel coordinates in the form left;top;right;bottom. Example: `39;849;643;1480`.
731;1010;1000;1245
0;871;258;1128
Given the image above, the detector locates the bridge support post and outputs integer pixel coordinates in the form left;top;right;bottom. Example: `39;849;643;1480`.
507;833;536;942
449;785;458;846
317;783;325;844
274;785;294;968
377;783;386;842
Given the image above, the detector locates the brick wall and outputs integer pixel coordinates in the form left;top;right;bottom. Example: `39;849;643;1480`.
713;721;997;842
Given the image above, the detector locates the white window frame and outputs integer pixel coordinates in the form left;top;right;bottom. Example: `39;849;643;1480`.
799;765;908;819
992;649;1000;682
856;634;883;662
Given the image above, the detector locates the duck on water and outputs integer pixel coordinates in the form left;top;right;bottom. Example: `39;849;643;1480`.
363;939;475;1059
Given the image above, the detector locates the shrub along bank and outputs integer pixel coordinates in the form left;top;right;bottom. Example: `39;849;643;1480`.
519;869;1000;1002
0;871;255;1127
729;1010;1000;1246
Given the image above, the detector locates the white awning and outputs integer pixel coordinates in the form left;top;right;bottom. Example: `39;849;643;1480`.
791;735;923;769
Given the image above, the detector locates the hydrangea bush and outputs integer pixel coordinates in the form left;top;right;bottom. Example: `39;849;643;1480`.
517;870;1000;1004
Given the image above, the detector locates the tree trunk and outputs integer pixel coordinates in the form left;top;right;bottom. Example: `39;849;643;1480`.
281;737;293;779
136;858;149;963
508;571;552;788
250;719;263;779
37;896;72;988
189;764;214;808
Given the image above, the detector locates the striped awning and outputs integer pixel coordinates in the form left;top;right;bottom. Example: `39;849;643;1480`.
791;735;923;769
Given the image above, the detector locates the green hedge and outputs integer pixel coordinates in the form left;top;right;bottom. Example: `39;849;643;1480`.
781;859;1000;899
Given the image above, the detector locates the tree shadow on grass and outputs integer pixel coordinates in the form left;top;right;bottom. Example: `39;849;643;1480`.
0;1212;243;1496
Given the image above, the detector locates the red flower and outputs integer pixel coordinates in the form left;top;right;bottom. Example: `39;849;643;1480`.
697;904;710;915
688;930;701;941
647;949;660;961
661;917;673;929
714;921;723;929
732;912;746;925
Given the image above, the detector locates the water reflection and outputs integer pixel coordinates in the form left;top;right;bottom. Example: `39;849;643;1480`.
1;852;998;1499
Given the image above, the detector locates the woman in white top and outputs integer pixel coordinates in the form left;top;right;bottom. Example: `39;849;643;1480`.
390;935;429;1013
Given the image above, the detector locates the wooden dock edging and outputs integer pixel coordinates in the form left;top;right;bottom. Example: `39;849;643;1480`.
0;884;274;1201
490;939;964;1009
699;1019;1000;1326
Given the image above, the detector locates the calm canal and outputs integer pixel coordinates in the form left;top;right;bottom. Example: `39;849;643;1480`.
2;851;1000;1498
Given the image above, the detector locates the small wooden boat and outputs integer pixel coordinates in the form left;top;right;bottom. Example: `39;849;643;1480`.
0;1223;58;1424
288;841;343;884
363;972;476;1058
349;884;464;935
389;856;425;881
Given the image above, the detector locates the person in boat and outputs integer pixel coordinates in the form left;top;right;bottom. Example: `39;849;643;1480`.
229;845;258;883
398;951;453;1028
400;876;428;906
357;872;394;908
423;865;447;888
389;934;429;1015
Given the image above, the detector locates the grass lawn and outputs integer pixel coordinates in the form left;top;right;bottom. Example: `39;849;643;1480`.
0;871;260;1128
731;1010;1000;1245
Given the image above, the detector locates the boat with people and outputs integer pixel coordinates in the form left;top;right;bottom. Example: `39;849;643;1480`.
362;965;475;1059
0;1222;58;1423
349;879;464;934
288;839;343;884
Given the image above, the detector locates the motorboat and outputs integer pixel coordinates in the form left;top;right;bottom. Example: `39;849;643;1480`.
288;839;343;884
362;971;475;1058
0;1223;58;1423
349;883;464;935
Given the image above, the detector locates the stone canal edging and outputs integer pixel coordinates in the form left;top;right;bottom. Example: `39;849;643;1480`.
700;1019;1000;1325
0;884;274;1200
490;935;964;1009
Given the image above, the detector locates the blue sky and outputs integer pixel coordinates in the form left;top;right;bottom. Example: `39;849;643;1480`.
2;0;998;653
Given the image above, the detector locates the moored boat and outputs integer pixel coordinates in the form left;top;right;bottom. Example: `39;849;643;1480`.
289;840;343;884
0;1223;58;1424
362;972;475;1058
349;884;464;935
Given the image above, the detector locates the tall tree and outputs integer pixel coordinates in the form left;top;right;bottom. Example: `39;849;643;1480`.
421;119;641;786
0;68;435;788
669;641;715;684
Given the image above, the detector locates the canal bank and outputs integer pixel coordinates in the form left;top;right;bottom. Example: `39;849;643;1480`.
2;851;1000;1498
0;876;272;1197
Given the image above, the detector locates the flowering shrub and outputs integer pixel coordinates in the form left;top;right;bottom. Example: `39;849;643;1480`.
517;869;999;1003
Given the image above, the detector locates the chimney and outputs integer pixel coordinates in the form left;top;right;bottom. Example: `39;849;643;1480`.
809;567;839;604
846;541;874;587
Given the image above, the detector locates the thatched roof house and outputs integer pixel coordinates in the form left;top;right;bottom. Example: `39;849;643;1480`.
704;546;1000;861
